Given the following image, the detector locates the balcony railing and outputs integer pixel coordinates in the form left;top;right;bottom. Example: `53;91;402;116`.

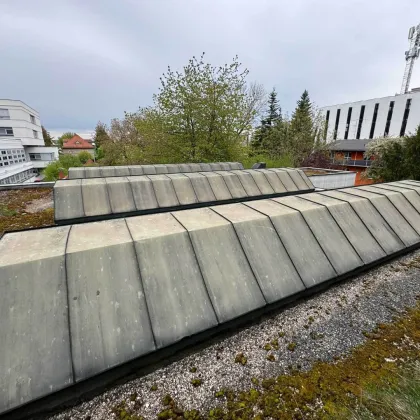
331;159;372;167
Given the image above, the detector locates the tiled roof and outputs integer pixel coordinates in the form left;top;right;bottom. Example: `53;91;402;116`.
62;134;94;149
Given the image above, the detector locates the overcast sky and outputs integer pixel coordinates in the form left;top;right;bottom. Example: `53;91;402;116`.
1;0;420;138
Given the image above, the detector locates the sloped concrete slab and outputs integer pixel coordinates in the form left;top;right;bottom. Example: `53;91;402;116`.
142;165;157;175
154;164;169;174
150;175;179;207
54;180;84;221
209;163;222;170
66;220;155;381
343;188;419;246
82;179;112;217
129;166;144;176
128;176;159;210
213;204;305;302
68;167;85;179
321;190;404;254
219;162;231;170
184;173;216;202
246;199;336;287
126;214;218;348
179;164;192;172
229;162;243;170
274;196;363;274
106;177;136;214
84;167;102;178
189;163;202;172
100;167;116;177
199;163;212;171
166;174;197;205
301;193;386;263
215;171;247;198
359;186;420;235
114;166;130;176
389;182;420;211
296;169;314;189
244;170;274;195
0;227;73;413
230;170;261;196
166;164;180;173
268;169;298;191
202;172;232;200
255;169;287;193
277;169;308;190
173;208;266;322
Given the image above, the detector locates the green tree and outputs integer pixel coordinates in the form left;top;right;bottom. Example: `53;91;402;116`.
78;151;92;164
42;154;82;181
93;121;111;148
152;53;265;162
287;90;317;166
57;132;76;148
41;126;54;146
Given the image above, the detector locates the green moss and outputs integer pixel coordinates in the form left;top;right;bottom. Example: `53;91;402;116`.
270;339;279;350
263;343;271;351
287;342;297;352
234;352;247;365
308;316;315;324
162;394;173;406
215;389;226;398
266;354;275;362
251;377;259;385
310;331;325;340
150;384;158;391
189;366;197;373
191;378;202;387
112;402;144;420
278;331;285;338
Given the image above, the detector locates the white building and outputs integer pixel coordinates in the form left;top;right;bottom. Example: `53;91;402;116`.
0;99;58;184
320;88;420;141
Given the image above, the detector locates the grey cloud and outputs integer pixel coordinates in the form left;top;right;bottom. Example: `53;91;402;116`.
1;0;419;131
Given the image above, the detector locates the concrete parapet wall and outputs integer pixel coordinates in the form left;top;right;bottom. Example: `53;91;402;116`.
2;181;420;414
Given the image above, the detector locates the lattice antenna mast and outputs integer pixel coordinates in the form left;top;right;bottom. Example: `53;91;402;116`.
401;24;420;94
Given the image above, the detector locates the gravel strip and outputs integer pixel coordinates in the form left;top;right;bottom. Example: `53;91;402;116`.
50;250;420;420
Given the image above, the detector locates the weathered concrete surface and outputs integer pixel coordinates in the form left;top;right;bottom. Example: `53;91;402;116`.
100;167;116;177
68;167;85;179
384;183;420;213
268;169;298;191
209;163;222;170
359;185;420;236
278;169;308;190
82;179;112;217
154;165;169;174
166;164;181;173
219;162;231;170
301;193;386;264
189;163;202;172
66;220;155;381
215;171;247;198
126;214;218;348
172;208;266;322
230;170;261;196
150;175;179;207
246;199;336;287
113;166;130;176
244;170;274;195
142;165;157;175
106;177;136;214
184;173;216;202
274;196;363;274
212;204;305;302
166;174;198;205
199;163;212;171
229;162;243;170
343;188;419;247
129;166;144;176
0;227;73;413
201;172;232;200
128;176;159;210
84;167;102;178
54;180;84;221
255;169;287;193
321;190;405;254
179;164;192;172
295;169;314;189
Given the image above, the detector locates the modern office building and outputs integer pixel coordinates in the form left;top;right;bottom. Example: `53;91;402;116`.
320;88;420;142
0;99;58;184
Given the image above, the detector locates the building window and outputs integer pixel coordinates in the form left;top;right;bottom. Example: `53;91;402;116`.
344;152;351;160
369;103;379;139
324;110;330;140
0;127;14;136
0;109;10;119
400;98;412;137
30;114;35;124
344;107;352;140
33;130;38;139
383;101;395;137
333;109;341;140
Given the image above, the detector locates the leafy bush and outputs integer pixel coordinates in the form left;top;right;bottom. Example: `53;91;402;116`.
78;151;93;164
43;154;82;181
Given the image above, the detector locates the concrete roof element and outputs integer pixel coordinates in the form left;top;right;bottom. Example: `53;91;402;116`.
54;168;315;223
3;181;420;414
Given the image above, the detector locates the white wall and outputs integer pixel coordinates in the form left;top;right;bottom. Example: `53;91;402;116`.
321;91;420;141
0;99;44;146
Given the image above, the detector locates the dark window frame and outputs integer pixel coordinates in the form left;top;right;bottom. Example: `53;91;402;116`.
369;103;379;139
400;98;412;137
344;107;353;139
333;109;341;140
